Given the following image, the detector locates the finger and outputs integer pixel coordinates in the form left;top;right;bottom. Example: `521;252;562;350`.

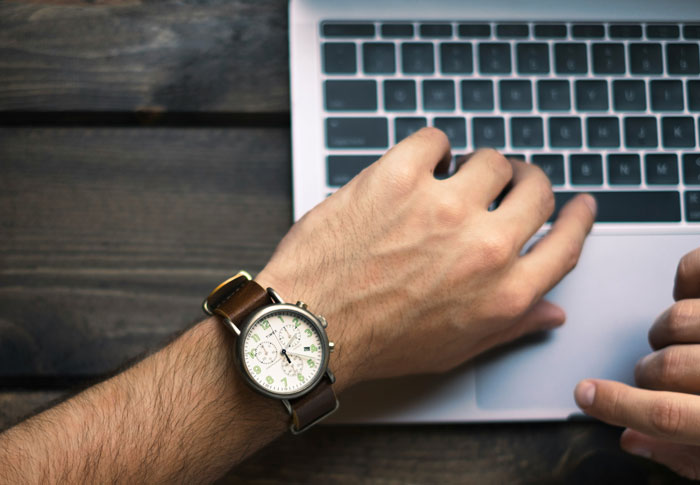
380;126;452;175
513;194;596;300
444;148;513;207
468;300;565;356
493;160;555;246
574;378;700;444
674;247;700;301
649;300;700;350
620;428;700;480
635;345;700;393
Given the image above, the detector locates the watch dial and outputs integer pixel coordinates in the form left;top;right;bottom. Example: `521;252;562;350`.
242;310;325;395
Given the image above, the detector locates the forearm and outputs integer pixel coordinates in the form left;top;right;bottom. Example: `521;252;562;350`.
0;317;289;483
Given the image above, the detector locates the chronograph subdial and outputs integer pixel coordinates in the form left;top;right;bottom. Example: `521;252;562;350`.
279;324;301;348
254;342;278;364
281;354;303;376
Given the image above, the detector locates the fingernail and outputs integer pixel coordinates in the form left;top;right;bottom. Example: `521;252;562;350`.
625;446;652;459
575;380;596;408
582;194;597;216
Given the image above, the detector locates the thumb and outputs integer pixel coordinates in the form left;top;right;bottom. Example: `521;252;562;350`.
620;428;700;480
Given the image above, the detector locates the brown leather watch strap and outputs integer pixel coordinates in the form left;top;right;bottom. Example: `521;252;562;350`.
213;281;271;326
288;374;338;432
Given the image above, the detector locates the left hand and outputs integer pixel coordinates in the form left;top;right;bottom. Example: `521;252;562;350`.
574;247;700;480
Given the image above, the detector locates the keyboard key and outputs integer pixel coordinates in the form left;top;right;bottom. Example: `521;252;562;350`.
646;154;679;185
458;24;491;38
689;81;700;111
440;43;473;74
570;155;603;185
384;80;416;111
587;117;620;148
549;117;582;148
535;24;567;39
423;80;455;110
624;117;658;148
363;43;395;74
420;23;452;37
613;80;646;111
647;24;679;39
685;192;700;222
592;43;625;74
608;154;641;185
473;118;505;148
532;155;565;185
651;80;684;111
555;43;587;74
499;80;532;111
323;43;356;74
553;191;680;222
479;43;511;74
322;23;375;37
667;44;700;75
395;117;427;143
609;24;642;39
327;155;379;186
576;80;608;111
497;24;529;38
629;43;663;74
326;118;388;148
537;80;570;111
683;153;700;185
662;117;695;148
517;43;550;74
505;154;526;161
461;80;494;111
684;25;700;39
325;81;377;111
572;24;605;39
381;23;413;38
434;117;467;148
402;43;434;74
510;117;543;148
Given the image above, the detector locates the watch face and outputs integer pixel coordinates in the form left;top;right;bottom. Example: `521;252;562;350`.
240;307;327;397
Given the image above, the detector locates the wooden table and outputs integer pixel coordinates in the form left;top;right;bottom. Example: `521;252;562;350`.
0;2;691;482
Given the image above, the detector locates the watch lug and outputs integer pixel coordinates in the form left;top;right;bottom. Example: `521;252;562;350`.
325;369;336;384
267;287;285;304
281;399;293;416
221;316;241;336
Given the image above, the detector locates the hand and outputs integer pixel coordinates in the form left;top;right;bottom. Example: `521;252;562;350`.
257;128;596;391
575;247;700;480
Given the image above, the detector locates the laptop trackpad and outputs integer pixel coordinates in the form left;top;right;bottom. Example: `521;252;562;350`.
475;232;700;412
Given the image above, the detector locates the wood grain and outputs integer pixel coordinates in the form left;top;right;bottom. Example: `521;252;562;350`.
0;0;289;113
0;127;291;377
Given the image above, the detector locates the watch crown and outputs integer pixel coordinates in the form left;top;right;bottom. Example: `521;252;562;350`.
296;301;308;310
329;341;335;352
318;315;328;328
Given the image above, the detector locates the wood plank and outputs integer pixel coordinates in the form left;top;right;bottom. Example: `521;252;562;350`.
0;391;65;430
0;0;288;113
0;127;291;377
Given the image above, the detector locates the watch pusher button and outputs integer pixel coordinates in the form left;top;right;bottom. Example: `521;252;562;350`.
296;301;308;310
318;315;328;328
329;341;335;352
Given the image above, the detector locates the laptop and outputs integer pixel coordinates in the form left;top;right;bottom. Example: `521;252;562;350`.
288;0;700;423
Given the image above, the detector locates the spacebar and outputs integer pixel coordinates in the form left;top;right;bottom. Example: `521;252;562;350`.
553;191;681;222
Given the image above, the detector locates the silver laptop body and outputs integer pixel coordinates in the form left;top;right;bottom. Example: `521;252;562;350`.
289;0;700;423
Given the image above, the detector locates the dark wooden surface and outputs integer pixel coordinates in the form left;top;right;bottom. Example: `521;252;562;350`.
0;1;691;483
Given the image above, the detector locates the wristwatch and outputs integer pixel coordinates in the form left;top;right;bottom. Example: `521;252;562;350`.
202;271;339;434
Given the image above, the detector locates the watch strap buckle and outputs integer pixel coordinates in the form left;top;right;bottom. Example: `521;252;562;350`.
202;270;252;316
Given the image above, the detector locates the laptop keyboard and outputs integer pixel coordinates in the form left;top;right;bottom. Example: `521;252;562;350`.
319;21;700;223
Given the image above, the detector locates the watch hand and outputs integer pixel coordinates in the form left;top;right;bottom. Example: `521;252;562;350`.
271;328;285;349
281;348;292;364
286;352;317;360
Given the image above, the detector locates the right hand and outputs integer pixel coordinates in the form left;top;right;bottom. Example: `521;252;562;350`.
257;128;596;390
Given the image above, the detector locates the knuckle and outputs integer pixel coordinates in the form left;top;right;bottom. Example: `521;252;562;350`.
656;347;684;385
478;232;514;268
649;398;684;437
499;283;537;318
478;148;513;180
432;194;466;226
667;301;693;336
